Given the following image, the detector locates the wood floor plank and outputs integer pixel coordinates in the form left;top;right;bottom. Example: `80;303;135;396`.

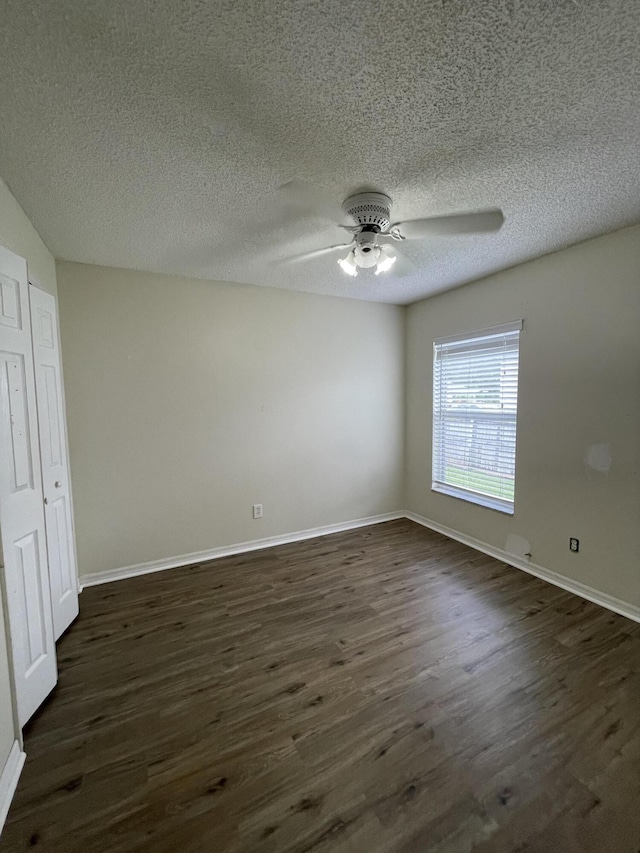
3;519;640;852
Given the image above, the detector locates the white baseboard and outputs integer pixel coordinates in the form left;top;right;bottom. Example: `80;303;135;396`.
404;511;640;624
81;511;405;587
80;508;640;625
0;741;25;835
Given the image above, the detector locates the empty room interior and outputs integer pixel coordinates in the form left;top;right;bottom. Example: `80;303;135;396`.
1;2;640;851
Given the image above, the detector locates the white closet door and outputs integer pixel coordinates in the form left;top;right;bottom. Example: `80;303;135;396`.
29;284;79;639
0;246;57;726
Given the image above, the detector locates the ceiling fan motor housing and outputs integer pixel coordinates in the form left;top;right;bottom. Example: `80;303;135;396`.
343;192;392;232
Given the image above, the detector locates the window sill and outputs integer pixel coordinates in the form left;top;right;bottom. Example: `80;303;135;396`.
431;482;514;515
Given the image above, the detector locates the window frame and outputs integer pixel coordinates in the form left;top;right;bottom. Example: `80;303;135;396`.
431;320;523;515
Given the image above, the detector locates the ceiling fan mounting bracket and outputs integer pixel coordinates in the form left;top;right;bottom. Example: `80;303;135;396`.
342;192;392;232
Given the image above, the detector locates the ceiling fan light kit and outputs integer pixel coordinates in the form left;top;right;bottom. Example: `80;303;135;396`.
337;250;358;276
375;246;397;274
337;242;397;277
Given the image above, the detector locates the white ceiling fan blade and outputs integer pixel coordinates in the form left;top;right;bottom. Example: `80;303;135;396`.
278;180;346;223
277;241;354;266
391;209;504;239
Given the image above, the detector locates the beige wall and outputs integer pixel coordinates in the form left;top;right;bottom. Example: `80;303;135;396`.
56;262;405;578
406;225;640;608
0;179;58;768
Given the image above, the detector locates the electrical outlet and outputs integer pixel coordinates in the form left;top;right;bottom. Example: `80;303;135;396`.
252;504;263;519
569;537;579;553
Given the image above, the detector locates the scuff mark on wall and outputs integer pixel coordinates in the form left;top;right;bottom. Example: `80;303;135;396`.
584;444;612;474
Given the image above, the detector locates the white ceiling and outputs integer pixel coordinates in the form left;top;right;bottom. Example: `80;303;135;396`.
1;0;639;304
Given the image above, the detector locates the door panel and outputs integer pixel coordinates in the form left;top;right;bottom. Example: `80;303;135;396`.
42;364;63;467
45;494;74;617
15;529;47;671
2;353;34;492
29;284;79;638
0;246;57;726
0;273;23;329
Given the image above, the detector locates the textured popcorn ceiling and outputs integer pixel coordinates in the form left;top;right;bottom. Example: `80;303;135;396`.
1;0;639;304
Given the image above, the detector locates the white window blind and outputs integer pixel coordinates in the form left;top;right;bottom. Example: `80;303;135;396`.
432;321;522;514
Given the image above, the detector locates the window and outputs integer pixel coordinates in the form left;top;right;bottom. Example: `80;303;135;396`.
432;320;522;514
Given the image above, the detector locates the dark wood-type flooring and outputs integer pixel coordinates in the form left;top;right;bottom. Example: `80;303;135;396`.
3;519;640;852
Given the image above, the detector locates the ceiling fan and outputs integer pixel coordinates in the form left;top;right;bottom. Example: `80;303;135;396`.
277;189;504;278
